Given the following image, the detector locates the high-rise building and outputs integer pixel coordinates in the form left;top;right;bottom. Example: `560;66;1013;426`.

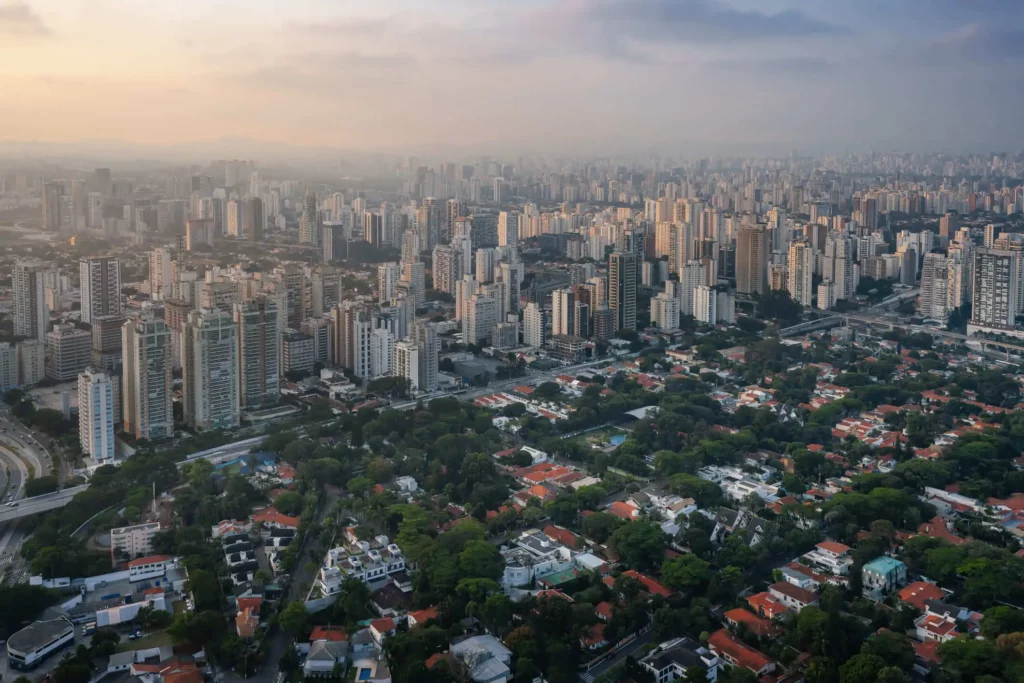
412;321;438;392
282;330;315;376
392;341;420;392
183;308;240;430
0;343;16;393
608;251;638;330
920;253;950;320
235;295;280;410
274;265;306;329
148;248;173;301
465;295;498;345
551;288;575;337
299;192;321;245
302;317;331;365
91;314;124;371
45;324;91;381
78;369;116;462
311;266;342;317
939;212;958;241
493;321;519;349
691;285;715;324
80;257;121;324
122;314;173;441
351;310;374;379
498;211;519;248
42;182;64;231
226;199;243;237
432;244;462;294
14;260;48;343
679;260;705;316
322;221;347;263
243;197;264;242
736;224;768;295
370;328;394;377
363;212;383;246
497;262;521;315
416;201;441;250
523;302;546;348
787;240;814;307
971;248;1019;329
401;261;426;308
378;262;400;304
984;224;995;249
651;289;680;330
592;304;615;342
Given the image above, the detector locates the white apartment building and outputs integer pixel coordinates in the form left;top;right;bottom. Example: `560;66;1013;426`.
80;257;122;324
183;308;240;430
110;521;161;560
121;314;174;440
693;285;717;324
14;260;49;343
78;368;116;462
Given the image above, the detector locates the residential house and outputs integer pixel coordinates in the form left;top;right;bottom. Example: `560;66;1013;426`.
639;637;720;683
501;529;576;589
768;582;819;613
707;630;775;677
724;609;779;638
898;582;945;611
801;541;854;576
450;635;512;683
862;556;907;598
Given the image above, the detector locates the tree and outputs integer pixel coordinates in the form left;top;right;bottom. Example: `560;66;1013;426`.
862;630;915;670
661;554;711;592
533;382;562;399
273;491;304;516
610;521;666;572
938;638;1004;680
188;569;222;612
838;654;884;683
459;540;504;581
279;601;310;638
981;606;1024;640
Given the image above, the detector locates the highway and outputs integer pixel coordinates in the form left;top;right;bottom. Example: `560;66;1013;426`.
0;485;89;523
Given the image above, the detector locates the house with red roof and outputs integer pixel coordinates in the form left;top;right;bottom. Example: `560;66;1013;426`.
543;524;582;549
310;626;348;642
746;592;787;620
607;501;640;521
369;617;396;646
917;516;965;545
581;624;608;650
595;602;614;622
915;613;958;643
251;507;300;531
408;607;438;627
619;570;673;598
724;608;780;638
769;582;819;613
708;629;775;676
898;582;945;611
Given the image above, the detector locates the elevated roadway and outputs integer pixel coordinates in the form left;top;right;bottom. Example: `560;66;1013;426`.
0;485;89;523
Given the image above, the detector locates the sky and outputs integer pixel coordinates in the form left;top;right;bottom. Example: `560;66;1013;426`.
3;0;1024;158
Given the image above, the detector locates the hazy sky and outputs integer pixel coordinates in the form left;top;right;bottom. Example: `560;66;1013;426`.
3;0;1024;156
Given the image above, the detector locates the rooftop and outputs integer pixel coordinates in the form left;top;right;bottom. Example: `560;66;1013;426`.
8;617;74;654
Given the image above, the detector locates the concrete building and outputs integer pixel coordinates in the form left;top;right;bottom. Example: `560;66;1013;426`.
493;321;519;349
91;314;124;371
183;309;240;430
80;257;122;324
0;343;16;393
693;285;717;325
311;266;343;318
971;248;1019;329
79;368;116;462
465;295;499;346
14;260;49;342
651;290;680;330
122;314;174;441
392;341;420;393
523;302;546;348
110;521;161;560
234;296;280;410
282;330;315;377
411;321;439;392
377;262;400;304
551;288;575;337
370;328;394;377
148;248;173;301
787;240;814;307
608;251;638;330
16;340;44;387
432;244;462;294
46;324;91;381
736;224;768;295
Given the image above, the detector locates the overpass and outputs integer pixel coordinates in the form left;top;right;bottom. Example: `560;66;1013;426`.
177;436;267;468
0;485;89;523
837;315;1024;356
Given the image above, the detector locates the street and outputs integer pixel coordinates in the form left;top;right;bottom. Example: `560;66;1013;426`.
578;630;656;683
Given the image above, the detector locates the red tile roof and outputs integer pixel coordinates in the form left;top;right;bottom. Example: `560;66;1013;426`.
724;608;778;638
310;626;348;642
371;617;396;633
251;507;300;528
816;541;851;555
708;629;773;673
596;602;614;621
608;501;639;520
127;555;173;568
408;607;438;625
770;582;819;606
913;640;942;665
747;592;787;619
899;582;944;610
543;524;581;548
917;516;965;545
621;570;674;598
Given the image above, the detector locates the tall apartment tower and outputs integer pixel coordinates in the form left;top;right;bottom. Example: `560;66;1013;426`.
523;302;546;348
183;308;240;431
920;253;951;320
78;368;116;462
498;211;519;248
608;251;638;330
736;224;768;295
243;197;264;242
786;240;814;307
80;257;122;324
551;288;575;337
148;248;173;301
412;320;439;392
42;182;64;231
378;262;400;304
14;260;49;342
971;248;1019;328
392;341;421;392
311;266;343;317
122;314;174;441
432;244;462;294
299;192;321;246
234;295;280;411
465;295;498;346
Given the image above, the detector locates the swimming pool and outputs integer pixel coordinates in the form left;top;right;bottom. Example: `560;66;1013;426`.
609;434;626;446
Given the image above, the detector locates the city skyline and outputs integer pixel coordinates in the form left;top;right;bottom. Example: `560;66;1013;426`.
4;0;1024;158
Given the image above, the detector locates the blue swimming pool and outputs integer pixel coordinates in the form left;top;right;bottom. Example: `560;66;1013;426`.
609;434;626;446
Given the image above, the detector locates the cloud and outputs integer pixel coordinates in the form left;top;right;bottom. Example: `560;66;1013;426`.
290;16;391;35
217;51;417;91
0;2;50;38
569;0;847;43
706;56;839;74
931;22;1024;64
